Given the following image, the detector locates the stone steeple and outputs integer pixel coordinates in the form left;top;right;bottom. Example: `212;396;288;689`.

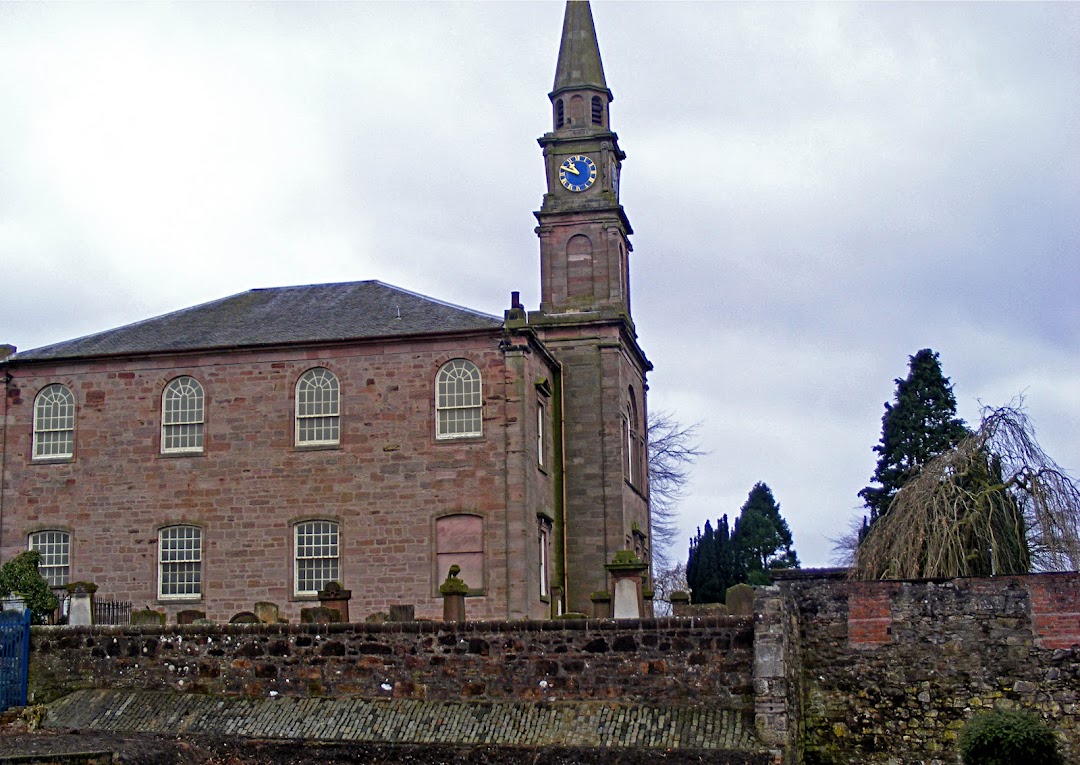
552;1;611;100
529;1;652;616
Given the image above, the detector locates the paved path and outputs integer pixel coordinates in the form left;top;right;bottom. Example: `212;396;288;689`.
47;690;763;752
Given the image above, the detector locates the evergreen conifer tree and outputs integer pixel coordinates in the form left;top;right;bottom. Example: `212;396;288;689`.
859;349;969;524
686;515;743;604
732;482;798;584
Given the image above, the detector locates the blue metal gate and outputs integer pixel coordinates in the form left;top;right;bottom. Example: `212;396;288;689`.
0;609;31;711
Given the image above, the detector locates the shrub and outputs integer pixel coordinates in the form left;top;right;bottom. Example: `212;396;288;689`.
958;708;1063;765
0;550;59;623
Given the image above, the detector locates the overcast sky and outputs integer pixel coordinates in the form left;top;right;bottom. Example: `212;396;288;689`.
2;1;1078;568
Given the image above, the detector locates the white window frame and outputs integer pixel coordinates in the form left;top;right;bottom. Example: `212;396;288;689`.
161;376;205;454
537;400;546;467
294;520;339;596
538;522;551;599
295;368;340;446
435;359;482;439
158;525;202;600
29;530;70;587
33;384;75;459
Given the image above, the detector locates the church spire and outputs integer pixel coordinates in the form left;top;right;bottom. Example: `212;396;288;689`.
552;1;611;100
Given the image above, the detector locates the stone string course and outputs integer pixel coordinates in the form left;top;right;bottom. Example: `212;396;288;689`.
46;689;762;752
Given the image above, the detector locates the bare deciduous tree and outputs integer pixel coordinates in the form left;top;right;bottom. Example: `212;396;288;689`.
850;402;1080;580
647;410;706;568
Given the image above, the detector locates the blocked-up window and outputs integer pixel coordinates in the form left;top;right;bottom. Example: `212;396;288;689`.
29;530;70;587
296;368;340;446
162;376;204;453
435;359;482;439
33;384;75;459
159;525;202;599
295;520;339;596
435;514;483;592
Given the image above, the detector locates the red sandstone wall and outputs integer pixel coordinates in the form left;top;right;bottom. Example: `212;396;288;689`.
1;332;557;623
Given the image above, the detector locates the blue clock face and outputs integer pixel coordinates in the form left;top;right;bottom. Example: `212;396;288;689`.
559;155;597;192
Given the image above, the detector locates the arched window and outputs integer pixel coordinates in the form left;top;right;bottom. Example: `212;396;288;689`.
162;376;204;453
435;359;482;439
158;525;202;599
624;388;642;487
591;95;603;125
29;530;70;587
296;368;340;446
436;514;484;592
555;98;565;129
33;384;75;459
294;520;339;596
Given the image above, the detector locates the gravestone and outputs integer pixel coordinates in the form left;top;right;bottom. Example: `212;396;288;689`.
68;586;93;626
300;606;342;624
176;609;206;625
130;608;165;626
726;584;755;616
254;602;280;624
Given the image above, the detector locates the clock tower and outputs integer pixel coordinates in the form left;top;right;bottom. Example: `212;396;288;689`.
531;1;651;615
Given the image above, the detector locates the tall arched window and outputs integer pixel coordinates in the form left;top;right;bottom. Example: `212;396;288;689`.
162;376;205;453
29;530;70;587
624;388;642;487
33;384;75;459
296;368;340;446
435;359;482;439
555;98;565;129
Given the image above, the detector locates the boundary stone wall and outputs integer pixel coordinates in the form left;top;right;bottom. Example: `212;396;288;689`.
29;616;754;710
778;570;1079;765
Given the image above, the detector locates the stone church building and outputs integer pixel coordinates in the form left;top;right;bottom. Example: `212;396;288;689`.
0;2;651;622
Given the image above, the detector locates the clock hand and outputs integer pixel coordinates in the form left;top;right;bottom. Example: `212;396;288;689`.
562;163;580;175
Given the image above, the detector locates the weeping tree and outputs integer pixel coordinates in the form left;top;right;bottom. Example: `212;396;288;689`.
851;403;1080;580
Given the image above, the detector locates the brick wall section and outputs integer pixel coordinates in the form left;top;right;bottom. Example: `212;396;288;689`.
845;582;896;648
780;571;1080;765
1028;575;1080;649
28;616;755;710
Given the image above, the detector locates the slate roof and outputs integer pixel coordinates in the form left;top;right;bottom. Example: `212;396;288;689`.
9;281;503;363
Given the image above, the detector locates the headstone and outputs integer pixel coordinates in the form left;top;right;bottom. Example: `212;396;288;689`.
604;550;648;620
130;608;165;626
726;583;755;616
613;578;640;619
670;591;691;617
317;581;352;623
590;591;612;619
68;586;93;626
229;611;259;624
389;604;415;622
254;602;280;624
300;606;342;624
176;609;206;625
1;595;26;613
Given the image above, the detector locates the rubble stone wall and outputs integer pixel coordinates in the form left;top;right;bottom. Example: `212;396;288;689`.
29;615;755;710
781;571;1079;765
